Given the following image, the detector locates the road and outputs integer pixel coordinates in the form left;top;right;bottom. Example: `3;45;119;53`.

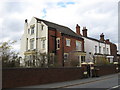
64;74;119;89
21;73;120;89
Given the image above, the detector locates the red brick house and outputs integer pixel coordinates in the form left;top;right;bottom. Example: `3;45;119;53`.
105;39;117;62
20;17;86;67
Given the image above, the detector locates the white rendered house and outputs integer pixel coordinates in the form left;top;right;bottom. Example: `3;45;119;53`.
20;17;48;59
81;27;114;63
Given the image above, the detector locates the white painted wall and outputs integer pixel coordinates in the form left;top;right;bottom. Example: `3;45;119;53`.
20;17;48;59
83;37;111;62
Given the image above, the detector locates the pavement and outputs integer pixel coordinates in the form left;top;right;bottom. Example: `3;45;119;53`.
20;73;120;89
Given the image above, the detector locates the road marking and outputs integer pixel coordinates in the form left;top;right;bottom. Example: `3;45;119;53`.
107;85;120;90
52;75;118;89
111;85;120;89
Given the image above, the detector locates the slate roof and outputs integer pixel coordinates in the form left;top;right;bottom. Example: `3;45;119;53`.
34;17;83;39
85;36;105;43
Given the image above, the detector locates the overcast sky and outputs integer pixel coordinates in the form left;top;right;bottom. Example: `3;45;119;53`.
0;0;119;52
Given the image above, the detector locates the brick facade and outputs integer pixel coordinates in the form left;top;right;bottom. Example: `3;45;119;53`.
105;40;117;61
48;29;85;67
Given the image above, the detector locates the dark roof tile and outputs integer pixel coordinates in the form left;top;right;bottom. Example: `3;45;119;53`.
34;17;83;39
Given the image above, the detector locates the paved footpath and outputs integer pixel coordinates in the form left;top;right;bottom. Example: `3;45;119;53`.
20;73;119;89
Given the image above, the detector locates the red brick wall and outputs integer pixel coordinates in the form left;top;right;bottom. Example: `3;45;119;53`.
48;29;56;53
48;29;84;66
110;43;117;61
63;35;84;52
95;65;118;76
2;67;84;88
105;41;117;61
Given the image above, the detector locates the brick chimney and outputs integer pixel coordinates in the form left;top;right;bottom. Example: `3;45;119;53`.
105;39;110;43
82;27;87;37
100;33;104;41
76;24;81;35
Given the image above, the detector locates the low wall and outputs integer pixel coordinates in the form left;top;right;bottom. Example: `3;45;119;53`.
95;65;118;76
2;65;118;88
2;67;85;88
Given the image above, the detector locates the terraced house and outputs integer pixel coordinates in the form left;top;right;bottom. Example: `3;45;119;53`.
20;17;86;67
20;17;117;67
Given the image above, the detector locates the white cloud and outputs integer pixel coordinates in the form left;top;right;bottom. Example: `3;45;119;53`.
0;0;119;52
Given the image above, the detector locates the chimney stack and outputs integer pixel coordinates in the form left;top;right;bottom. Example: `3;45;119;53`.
82;27;87;37
105;39;110;43
100;33;104;41
24;19;28;34
76;24;81;35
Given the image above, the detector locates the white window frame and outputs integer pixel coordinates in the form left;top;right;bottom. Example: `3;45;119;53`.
66;38;70;46
41;39;46;49
103;47;105;54
31;26;35;35
41;24;44;30
28;29;30;34
56;38;60;50
99;46;101;54
76;41;82;51
95;46;97;53
30;38;34;50
107;48;109;54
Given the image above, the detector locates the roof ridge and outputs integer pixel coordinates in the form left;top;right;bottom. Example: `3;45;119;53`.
34;17;83;39
34;17;71;30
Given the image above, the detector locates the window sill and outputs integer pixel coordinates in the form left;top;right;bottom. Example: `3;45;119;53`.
66;45;70;47
57;48;60;50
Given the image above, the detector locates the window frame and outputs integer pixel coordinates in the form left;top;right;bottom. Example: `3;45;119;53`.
99;46;101;54
95;46;97;53
41;24;44;30
103;47;106;54
76;40;82;51
66;38;71;46
81;56;85;63
31;26;35;35
28;29;30;34
42;39;46;49
56;38;60;50
30;38;34;50
107;48;109;54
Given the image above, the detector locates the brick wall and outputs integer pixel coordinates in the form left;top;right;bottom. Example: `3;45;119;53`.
95;65;118;76
2;67;85;88
48;29;84;67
